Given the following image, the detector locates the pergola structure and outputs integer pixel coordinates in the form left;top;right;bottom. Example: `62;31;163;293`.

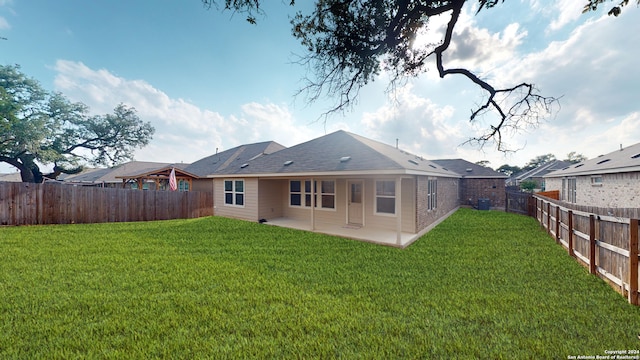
116;166;199;191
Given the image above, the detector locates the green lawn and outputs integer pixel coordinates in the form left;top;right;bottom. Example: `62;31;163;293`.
1;208;639;358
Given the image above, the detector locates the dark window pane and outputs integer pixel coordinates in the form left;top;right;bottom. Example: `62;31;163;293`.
305;180;311;193
321;195;334;209
235;180;244;192
291;194;301;206
376;181;395;196
321;181;334;194
305;194;312;207
290;180;301;193
235;194;244;206
225;193;233;204
224;180;232;192
377;197;395;214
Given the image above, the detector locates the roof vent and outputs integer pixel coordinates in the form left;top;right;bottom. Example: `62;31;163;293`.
429;164;437;169
284;160;293;166
340;156;351;162
596;159;611;165
575;164;584;168
408;159;419;165
240;163;249;168
466;168;473;172
632;153;640;159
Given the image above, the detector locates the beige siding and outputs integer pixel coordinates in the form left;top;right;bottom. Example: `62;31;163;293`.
191;179;214;193
214;178;258;221
258;179;284;219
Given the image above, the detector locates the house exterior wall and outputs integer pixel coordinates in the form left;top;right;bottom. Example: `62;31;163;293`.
191;179;214;193
258;179;284;219
416;176;458;233
461;178;506;209
213;178;259;221
547;172;640;208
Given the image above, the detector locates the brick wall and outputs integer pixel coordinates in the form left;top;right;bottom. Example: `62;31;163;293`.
544;173;640;208
416;176;459;232
460;178;506;209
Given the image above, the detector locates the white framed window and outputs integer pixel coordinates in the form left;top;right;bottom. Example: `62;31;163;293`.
375;180;396;215
224;179;244;206
289;180;335;209
590;176;603;186
427;178;437;210
563;177;576;203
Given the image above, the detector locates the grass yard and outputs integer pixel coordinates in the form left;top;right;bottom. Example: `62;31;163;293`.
1;208;639;358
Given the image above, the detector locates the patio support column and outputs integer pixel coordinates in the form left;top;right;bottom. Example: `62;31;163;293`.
310;178;316;231
396;176;402;245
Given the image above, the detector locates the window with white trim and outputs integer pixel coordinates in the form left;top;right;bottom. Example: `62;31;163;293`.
375;180;396;215
224;179;244;206
591;176;603;186
289;180;335;209
427;178;437;210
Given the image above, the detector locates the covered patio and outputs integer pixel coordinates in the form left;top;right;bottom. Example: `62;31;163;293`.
262;217;422;248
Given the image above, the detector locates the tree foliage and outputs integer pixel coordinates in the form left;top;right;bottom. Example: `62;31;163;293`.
523;153;556;171
564;151;587;164
496;164;521;177
582;0;639;16
0;65;155;183
203;0;559;152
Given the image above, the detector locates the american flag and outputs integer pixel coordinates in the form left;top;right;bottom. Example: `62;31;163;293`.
169;167;177;191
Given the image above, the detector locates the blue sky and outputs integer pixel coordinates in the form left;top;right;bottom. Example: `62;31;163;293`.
1;0;639;173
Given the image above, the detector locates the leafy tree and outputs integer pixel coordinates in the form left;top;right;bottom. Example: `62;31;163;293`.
564;151;587;164
519;179;537;192
202;0;559;152
523;153;556;171
0;65;155;183
582;0;639;16
475;160;490;167
496;164;521;177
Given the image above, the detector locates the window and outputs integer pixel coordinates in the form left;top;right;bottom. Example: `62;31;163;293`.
591;176;603;186
376;180;396;215
427;178;437;210
563;177;576;203
178;180;190;192
289;180;335;209
224;179;244;206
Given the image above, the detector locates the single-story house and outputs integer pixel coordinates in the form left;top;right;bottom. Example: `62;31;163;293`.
507;160;572;189
207;130;461;247
544;142;640;208
432;159;507;209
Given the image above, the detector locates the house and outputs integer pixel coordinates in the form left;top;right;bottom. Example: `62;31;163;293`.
207;130;461;247
507;160;572;190
0;172;22;182
544;142;640;208
431;159;507;209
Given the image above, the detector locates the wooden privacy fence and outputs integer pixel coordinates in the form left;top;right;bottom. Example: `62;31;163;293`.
533;194;639;306
505;190;536;216
0;182;213;226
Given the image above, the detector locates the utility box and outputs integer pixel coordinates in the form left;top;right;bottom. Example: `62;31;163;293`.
478;198;491;210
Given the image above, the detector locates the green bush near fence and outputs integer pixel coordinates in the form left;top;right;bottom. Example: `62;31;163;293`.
1;208;639;358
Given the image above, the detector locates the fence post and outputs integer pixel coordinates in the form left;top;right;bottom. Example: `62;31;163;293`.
547;202;551;235
555;205;560;244
629;218;639;306
589;214;597;275
568;210;574;257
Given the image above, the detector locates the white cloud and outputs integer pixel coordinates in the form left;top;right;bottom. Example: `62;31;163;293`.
548;1;585;31
0;16;9;30
52;60;314;165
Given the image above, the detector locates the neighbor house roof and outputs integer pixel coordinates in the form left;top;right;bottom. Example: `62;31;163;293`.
511;160;572;183
431;159;508;178
545;142;640;177
184;141;286;177
62;161;188;184
209;130;459;178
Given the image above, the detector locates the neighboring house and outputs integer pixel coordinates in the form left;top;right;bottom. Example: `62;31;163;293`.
116;166;199;191
544;142;640;208
432;159;507;209
62;161;186;189
207;130;461;247
508;160;572;190
184;141;286;192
